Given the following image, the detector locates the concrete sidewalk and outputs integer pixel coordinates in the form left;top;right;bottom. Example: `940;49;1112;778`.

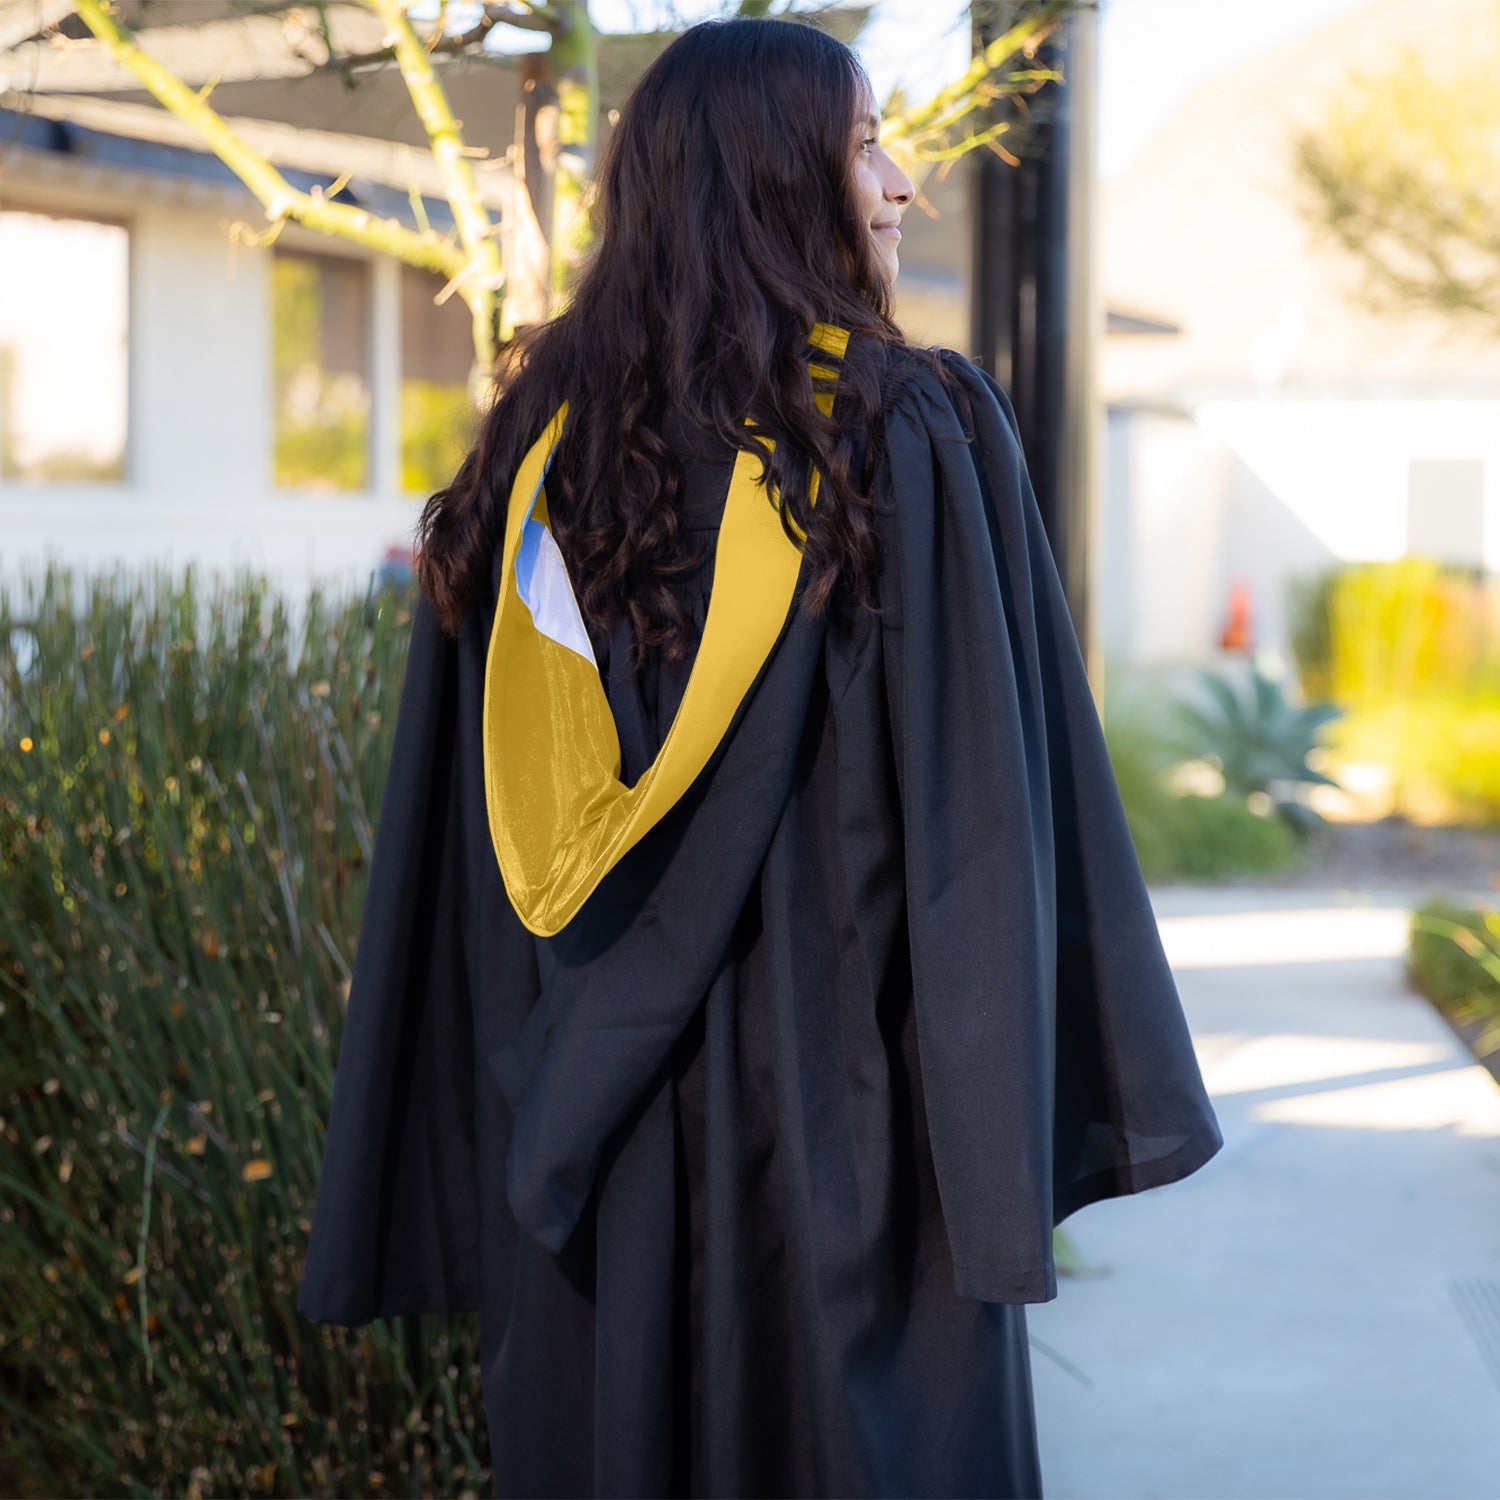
1030;884;1500;1500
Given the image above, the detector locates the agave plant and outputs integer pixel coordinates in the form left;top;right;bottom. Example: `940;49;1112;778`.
1173;661;1344;837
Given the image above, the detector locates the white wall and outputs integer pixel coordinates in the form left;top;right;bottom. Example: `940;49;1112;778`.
1198;397;1500;566
0;176;423;605
1103;397;1500;669
1103;407;1231;666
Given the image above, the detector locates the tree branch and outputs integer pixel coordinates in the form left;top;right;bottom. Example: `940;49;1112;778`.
68;0;466;281
286;1;555;76
365;0;506;362
882;1;1067;150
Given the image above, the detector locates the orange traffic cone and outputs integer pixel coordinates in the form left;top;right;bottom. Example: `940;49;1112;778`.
1220;577;1254;651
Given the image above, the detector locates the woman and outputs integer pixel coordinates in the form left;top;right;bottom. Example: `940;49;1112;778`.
297;17;1224;1499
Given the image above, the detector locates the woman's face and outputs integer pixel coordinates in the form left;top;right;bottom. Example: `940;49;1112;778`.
849;87;915;285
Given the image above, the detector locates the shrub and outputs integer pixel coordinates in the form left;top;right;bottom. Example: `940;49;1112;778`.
1286;566;1336;702
1407;898;1500;1066
1286;559;1500;822
1102;677;1306;882
1159;791;1304;879
0;566;489;1498
1288;558;1500;706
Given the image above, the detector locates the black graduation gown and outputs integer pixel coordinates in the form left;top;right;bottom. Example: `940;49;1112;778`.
295;345;1225;1500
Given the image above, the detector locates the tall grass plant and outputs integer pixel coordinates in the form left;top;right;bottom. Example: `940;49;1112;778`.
0;566;488;1498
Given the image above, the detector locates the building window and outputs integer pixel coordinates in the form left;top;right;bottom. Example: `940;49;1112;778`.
272;249;370;492
0;208;128;483
400;264;478;495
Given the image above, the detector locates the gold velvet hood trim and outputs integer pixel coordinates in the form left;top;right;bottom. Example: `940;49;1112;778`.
482;323;849;936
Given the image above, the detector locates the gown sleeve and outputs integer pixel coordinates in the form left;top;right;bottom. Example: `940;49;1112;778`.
296;594;522;1326
876;349;1224;1305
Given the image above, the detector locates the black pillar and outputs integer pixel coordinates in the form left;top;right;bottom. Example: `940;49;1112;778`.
969;2;1100;689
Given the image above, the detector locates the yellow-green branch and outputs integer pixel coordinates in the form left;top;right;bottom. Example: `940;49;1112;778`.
368;0;505;363
883;3;1067;147
70;0;466;283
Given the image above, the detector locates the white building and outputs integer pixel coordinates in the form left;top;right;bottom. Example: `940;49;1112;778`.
0;2;867;605
1097;0;1500;673
0;3;524;599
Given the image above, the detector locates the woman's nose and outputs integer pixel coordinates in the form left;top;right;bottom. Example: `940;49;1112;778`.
886;162;914;204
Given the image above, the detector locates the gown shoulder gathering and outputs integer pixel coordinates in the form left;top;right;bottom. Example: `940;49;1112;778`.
295;342;1225;1499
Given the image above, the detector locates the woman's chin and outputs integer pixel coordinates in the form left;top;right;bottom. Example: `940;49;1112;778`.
870;247;900;285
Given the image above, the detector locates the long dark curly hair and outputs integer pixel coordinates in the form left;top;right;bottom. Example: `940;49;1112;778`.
415;15;917;665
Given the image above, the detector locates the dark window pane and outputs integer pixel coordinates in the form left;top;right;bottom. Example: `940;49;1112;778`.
272;250;370;492
400;264;477;495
